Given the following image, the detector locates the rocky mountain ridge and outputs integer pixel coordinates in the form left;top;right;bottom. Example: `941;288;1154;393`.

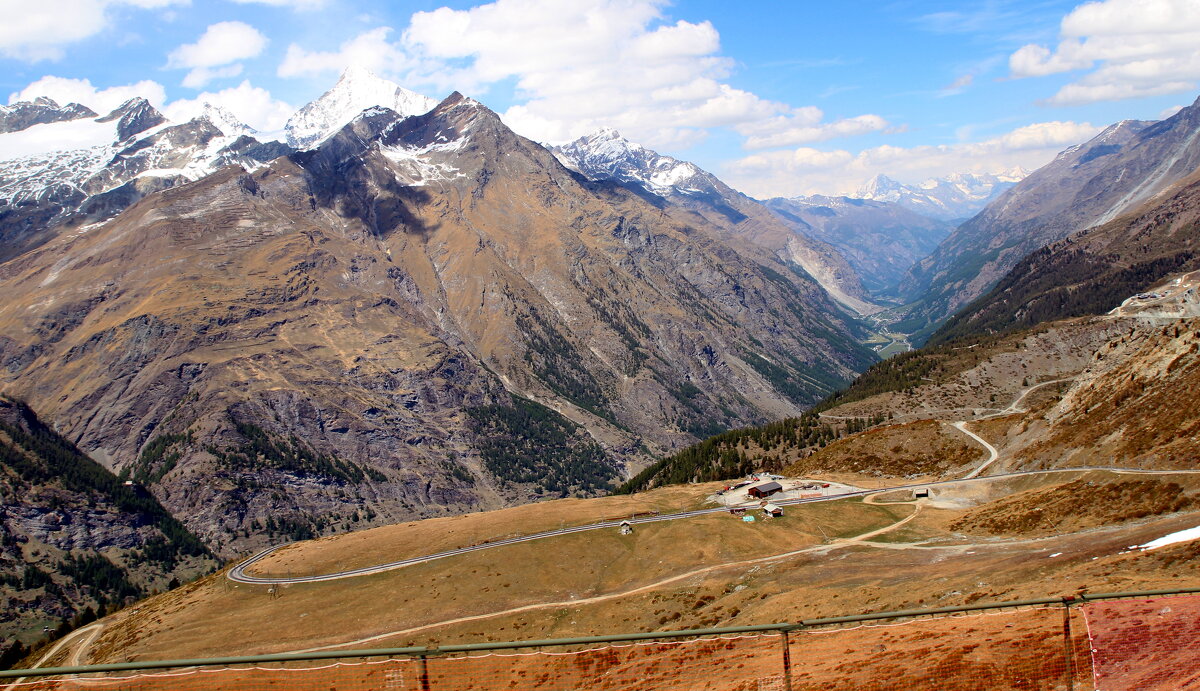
0;96;290;263
551;128;881;316
900;97;1200;339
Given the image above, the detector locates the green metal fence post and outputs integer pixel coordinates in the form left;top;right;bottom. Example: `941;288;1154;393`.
781;629;794;691
419;654;431;691
1062;597;1076;691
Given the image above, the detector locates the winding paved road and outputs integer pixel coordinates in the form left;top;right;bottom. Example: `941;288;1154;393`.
225;376;1186;588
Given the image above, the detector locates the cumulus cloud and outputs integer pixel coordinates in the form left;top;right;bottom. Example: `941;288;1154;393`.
723;120;1103;199
8;75;167;113
1161;104;1185;118
1008;0;1200;105
162;80;295;131
395;0;888;149
278;27;415;78
0;0;186;61
276;0;887;153
168;22;269;88
229;0;326;9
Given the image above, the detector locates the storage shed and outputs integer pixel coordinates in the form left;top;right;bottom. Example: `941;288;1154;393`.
747;481;783;498
762;504;784;518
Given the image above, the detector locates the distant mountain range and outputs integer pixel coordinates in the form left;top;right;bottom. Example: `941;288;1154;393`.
760;195;953;298
853;171;1027;222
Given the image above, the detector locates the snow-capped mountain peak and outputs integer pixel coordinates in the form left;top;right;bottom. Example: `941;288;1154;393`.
284;66;438;150
200;103;256;138
853;170;1028;221
551;129;704;194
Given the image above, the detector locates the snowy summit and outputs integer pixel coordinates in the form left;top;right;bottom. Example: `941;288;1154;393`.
283;65;439;150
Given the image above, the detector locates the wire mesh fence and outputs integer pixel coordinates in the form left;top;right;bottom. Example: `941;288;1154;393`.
6;590;1200;690
1082;594;1200;690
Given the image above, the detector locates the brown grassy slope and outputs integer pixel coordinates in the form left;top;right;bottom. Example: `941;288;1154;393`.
66;470;1200;666
87;499;905;661
950;478;1196;537
783;420;984;478
1014;318;1200;469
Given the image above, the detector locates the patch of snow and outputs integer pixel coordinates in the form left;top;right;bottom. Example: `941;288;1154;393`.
1136;525;1200;551
379;140;466;186
1048;552;1062;558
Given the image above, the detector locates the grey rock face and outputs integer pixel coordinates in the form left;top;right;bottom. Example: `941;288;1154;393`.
0;97;97;134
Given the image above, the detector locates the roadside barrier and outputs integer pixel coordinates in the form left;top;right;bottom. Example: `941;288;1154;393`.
5;587;1200;689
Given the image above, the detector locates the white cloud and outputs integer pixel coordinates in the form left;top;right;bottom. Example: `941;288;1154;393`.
278;27;415;78
741;114;889;150
0;0;186;61
723;120;1103;199
229;0;326;8
162;80;295;132
168;21;268;88
1009;0;1200;105
277;0;887;153
8;75;167;113
1161;104;1185;118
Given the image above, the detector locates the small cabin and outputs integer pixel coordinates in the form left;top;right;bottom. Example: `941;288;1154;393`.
619;520;633;535
762;504;784;518
914;488;930;499
747;481;783;499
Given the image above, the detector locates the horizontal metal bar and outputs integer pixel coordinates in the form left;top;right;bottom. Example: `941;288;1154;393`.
4;585;1198;679
1079;586;1200;602
796;596;1069;628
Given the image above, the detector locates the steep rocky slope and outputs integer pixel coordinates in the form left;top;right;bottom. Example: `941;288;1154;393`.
761;195;952;297
552;129;880;315
631;260;1200;485
0;94;874;555
931;169;1200;344
902;95;1200;339
0;397;214;645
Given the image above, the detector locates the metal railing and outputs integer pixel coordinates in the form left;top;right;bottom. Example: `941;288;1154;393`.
5;585;1200;684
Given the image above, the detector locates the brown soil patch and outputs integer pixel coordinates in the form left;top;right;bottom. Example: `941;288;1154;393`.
785;420;983;478
951;478;1196;537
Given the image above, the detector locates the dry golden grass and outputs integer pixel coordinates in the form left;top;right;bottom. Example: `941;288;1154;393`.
73;471;1200;668
951;476;1197;537
257;482;728;576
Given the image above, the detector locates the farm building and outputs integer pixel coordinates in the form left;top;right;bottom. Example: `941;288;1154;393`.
747;481;783;498
762;504;784;518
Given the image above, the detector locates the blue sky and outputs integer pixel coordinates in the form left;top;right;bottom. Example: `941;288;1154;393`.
3;0;1198;197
